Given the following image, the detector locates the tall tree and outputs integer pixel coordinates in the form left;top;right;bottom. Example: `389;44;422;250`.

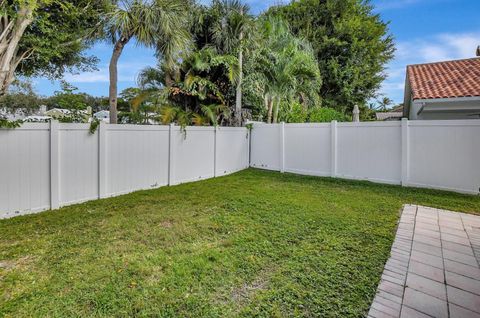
211;0;250;125
136;47;238;126
246;17;320;123
102;0;188;124
192;0;251;125
268;0;395;113
0;0;105;95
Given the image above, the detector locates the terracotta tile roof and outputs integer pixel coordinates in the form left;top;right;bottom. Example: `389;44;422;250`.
407;58;480;100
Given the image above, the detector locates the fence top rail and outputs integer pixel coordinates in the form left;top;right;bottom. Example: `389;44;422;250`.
216;126;248;131
337;121;402;127
408;120;480;127
107;124;170;132
251;119;480;128
283;123;331;128
251;123;283;128
171;126;216;132
58;123;92;130
0;123;50;131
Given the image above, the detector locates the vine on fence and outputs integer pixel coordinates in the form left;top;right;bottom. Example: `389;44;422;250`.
245;123;253;139
0;118;22;129
89;119;100;134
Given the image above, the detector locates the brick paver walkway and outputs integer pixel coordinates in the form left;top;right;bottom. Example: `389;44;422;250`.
368;205;480;318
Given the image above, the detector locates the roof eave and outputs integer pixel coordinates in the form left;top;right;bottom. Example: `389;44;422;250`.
413;96;480;103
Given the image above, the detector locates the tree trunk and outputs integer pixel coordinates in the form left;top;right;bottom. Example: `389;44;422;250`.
165;72;173;88
109;37;129;124
264;95;269;122
0;7;33;95
273;96;280;123
235;46;243;126
234;8;244;127
266;95;274;124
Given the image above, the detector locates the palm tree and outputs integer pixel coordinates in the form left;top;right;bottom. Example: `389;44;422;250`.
251;17;321;123
210;0;251;126
103;0;188;124
135;47;238;126
376;96;393;111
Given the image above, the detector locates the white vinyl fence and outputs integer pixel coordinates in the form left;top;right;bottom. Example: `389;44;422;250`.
0;122;249;218
251;119;480;195
2;119;479;219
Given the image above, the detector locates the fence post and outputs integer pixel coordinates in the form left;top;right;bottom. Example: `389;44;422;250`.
98;121;107;198
168;123;176;186
247;125;251;169
401;118;409;186
330;120;337;177
214;126;218;177
280;122;285;172
50;120;60;209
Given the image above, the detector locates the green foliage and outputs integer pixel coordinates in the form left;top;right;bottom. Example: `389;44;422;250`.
136;47;238;126
0;118;22;128
88;118;100;134
177;47;239;104
308;107;348;123
48;81;91;123
43;81;106;113
191;0;251;56
244;16;321;123
0;80;43;115
54;81;87;111
102;0;191;123
13;0;106;79
130;0;252;126
282;102;308;123
1;169;479;317
268;0;395;113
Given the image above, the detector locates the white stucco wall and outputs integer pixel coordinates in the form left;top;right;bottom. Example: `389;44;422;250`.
410;98;480;120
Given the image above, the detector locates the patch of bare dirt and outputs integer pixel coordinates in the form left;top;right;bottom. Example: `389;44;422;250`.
232;277;268;303
0;260;15;270
0;256;33;271
231;268;273;305
160;220;173;228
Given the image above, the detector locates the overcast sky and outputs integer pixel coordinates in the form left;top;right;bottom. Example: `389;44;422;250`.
31;0;480;104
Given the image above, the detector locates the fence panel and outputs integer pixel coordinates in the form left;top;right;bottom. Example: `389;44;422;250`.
250;120;480;194
0;124;50;217
250;123;281;170
58;124;99;205
408;120;480;193
106;125;170;196
0;123;249;219
171;126;215;185
336;122;402;184
215;127;250;177
284;123;331;176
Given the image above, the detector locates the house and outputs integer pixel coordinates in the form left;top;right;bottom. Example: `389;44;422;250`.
375;112;402;121
403;57;480;120
23;115;52;122
0;105;47;121
93;110;110;123
44;106;92;121
376;105;403;121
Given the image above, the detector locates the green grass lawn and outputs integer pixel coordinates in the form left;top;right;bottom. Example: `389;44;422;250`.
1;169;480;317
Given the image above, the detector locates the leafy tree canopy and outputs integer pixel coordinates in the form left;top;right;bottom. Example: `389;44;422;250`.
268;0;395;113
0;80;43;114
3;0;107;80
